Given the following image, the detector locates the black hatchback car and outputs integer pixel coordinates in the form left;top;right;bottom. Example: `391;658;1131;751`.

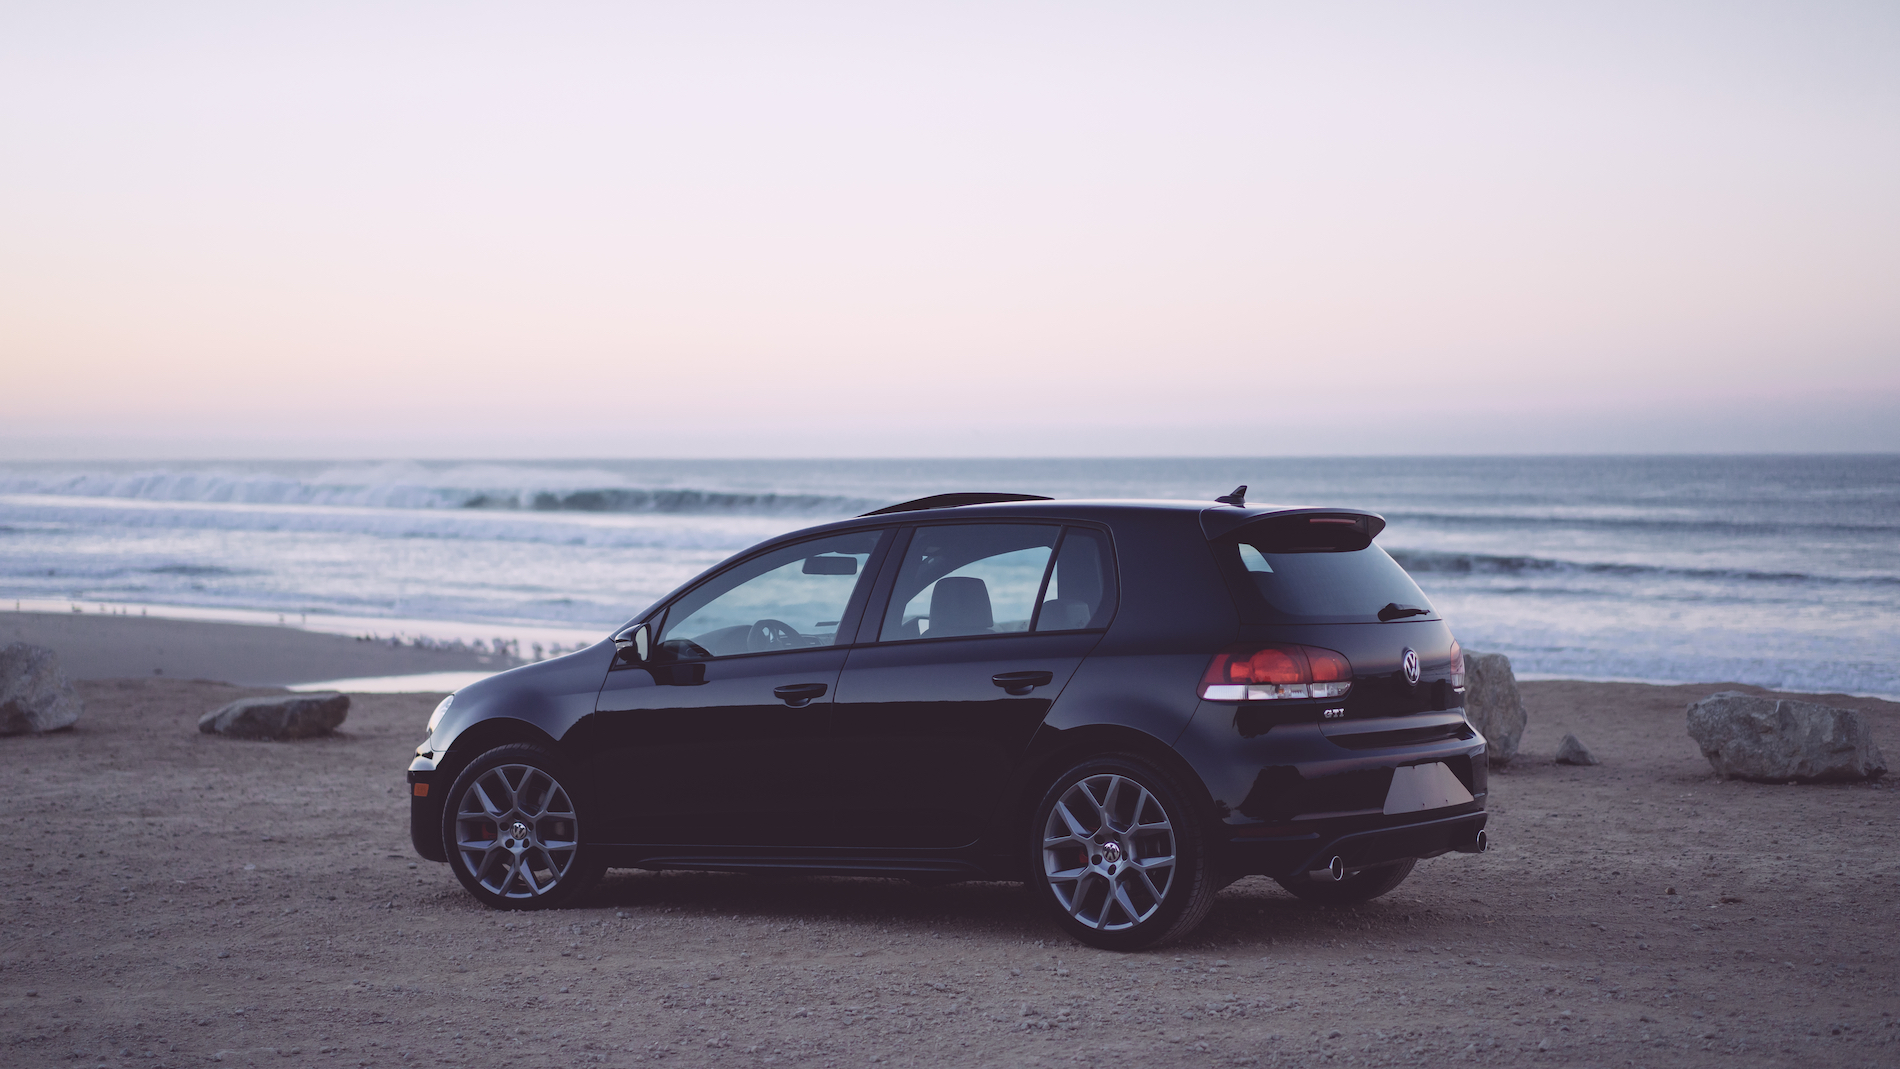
407;490;1488;949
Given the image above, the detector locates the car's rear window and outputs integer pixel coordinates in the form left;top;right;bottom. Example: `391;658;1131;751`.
1217;540;1433;623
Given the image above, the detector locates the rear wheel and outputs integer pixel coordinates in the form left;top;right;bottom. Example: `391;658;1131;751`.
441;743;604;910
1274;858;1415;905
1030;755;1217;951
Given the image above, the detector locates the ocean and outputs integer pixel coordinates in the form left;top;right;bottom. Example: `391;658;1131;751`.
2;456;1895;698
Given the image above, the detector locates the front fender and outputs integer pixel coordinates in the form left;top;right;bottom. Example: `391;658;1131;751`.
426;640;616;755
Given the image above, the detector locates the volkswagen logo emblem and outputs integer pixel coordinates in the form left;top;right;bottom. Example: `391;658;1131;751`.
1401;648;1420;686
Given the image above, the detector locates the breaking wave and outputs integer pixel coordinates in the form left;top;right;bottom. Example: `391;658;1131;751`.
1385;549;1900;588
0;466;876;517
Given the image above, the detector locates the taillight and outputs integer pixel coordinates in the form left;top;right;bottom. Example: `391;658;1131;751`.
1200;644;1354;701
1449;638;1466;690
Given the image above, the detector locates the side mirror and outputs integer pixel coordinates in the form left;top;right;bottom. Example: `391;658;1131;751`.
611;623;649;664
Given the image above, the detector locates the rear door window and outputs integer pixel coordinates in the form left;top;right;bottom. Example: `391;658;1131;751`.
879;525;1060;640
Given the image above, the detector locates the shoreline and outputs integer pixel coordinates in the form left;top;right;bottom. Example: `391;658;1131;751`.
2;611;537;687
8;609;1899;709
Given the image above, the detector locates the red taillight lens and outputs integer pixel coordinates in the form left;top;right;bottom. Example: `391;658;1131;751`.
1211;645;1308;685
1448;638;1466;690
1200;644;1353;701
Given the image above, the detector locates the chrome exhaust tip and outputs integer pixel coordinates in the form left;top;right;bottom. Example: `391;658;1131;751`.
1324;855;1345;882
1455;829;1489;854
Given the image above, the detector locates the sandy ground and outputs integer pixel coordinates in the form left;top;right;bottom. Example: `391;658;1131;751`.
3;612;517;685
3;668;1897;1068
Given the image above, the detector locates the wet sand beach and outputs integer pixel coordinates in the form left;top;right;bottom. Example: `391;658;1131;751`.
4;611;518;686
2;620;1896;1067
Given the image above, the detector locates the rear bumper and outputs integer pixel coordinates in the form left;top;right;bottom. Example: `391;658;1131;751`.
407;757;446;863
1220;808;1488;879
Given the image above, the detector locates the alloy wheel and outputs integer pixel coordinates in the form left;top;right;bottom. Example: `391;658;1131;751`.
1040;772;1177;931
452;763;580;900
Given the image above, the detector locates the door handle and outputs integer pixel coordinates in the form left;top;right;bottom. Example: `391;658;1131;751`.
992;670;1054;696
773;682;829;707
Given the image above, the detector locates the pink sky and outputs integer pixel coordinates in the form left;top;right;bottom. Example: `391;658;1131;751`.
3;2;1896;456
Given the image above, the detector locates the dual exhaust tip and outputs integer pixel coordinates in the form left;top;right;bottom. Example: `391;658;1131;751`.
1311;829;1488;882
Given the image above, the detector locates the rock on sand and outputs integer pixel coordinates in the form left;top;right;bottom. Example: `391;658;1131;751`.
1686;691;1887;783
198;692;350;740
1463;650;1526;764
1555;733;1599;765
0;642;84;735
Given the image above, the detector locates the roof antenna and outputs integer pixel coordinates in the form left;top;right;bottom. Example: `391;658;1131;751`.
1215;484;1247;506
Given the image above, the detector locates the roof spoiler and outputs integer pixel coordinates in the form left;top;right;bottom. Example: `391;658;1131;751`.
1201;506;1387;549
860;492;1053;517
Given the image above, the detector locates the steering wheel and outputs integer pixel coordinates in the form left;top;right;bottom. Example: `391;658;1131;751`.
745;618;802;652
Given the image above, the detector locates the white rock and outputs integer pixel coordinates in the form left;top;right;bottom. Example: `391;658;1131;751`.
198;692;349;739
1462;651;1526;764
0;642;83;735
1686;692;1886;783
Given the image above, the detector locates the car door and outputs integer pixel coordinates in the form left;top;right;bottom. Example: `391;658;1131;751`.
588;527;891;846
828;523;1118;848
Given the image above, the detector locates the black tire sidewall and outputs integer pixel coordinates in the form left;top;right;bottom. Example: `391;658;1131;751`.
1028;754;1212;951
440;742;601;911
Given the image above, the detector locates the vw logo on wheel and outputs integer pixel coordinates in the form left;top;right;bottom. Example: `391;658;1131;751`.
1401;648;1421;686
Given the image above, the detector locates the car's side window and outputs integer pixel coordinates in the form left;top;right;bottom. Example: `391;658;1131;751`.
1033;527;1117;631
655;530;886;659
878;524;1061;641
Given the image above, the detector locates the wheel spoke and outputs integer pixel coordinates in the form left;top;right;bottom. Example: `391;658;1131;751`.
1110;881;1144;927
470;780;506;818
497;769;526;810
1099;776;1127;827
527;774;558;818
1052;799;1092;840
1067;871;1095;918
1136;867;1166;903
520;856;548;896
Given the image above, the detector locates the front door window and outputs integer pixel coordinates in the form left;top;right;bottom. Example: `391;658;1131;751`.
657;530;884;659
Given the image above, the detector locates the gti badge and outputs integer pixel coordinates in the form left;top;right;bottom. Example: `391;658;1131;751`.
1401;647;1421;686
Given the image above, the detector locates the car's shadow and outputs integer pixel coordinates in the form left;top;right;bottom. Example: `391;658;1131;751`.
578;869;1446;952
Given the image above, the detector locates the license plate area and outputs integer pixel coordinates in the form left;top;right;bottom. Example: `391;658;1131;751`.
1382;762;1474;816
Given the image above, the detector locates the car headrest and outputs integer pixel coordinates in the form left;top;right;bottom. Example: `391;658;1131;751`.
929;576;994;636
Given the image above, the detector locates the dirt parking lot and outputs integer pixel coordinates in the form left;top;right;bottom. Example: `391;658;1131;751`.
3;677;1896;1068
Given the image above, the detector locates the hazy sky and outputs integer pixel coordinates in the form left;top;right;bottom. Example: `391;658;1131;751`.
3;1;1896;457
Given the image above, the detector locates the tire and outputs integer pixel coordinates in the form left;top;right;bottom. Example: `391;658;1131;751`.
1029;754;1218;951
441;743;605;910
1274;858;1415;905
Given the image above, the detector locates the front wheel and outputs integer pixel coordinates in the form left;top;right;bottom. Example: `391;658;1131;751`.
441;743;604;910
1030;755;1217;951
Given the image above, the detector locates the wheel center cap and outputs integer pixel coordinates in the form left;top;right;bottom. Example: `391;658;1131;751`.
1103;842;1122;863
508;821;531;843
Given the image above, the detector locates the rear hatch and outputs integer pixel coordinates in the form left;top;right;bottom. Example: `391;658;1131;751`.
1202;507;1467;735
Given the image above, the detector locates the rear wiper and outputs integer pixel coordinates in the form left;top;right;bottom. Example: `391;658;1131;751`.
1378;602;1432;622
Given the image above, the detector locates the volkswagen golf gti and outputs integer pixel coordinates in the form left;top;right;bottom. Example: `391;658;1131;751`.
406;489;1489;949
